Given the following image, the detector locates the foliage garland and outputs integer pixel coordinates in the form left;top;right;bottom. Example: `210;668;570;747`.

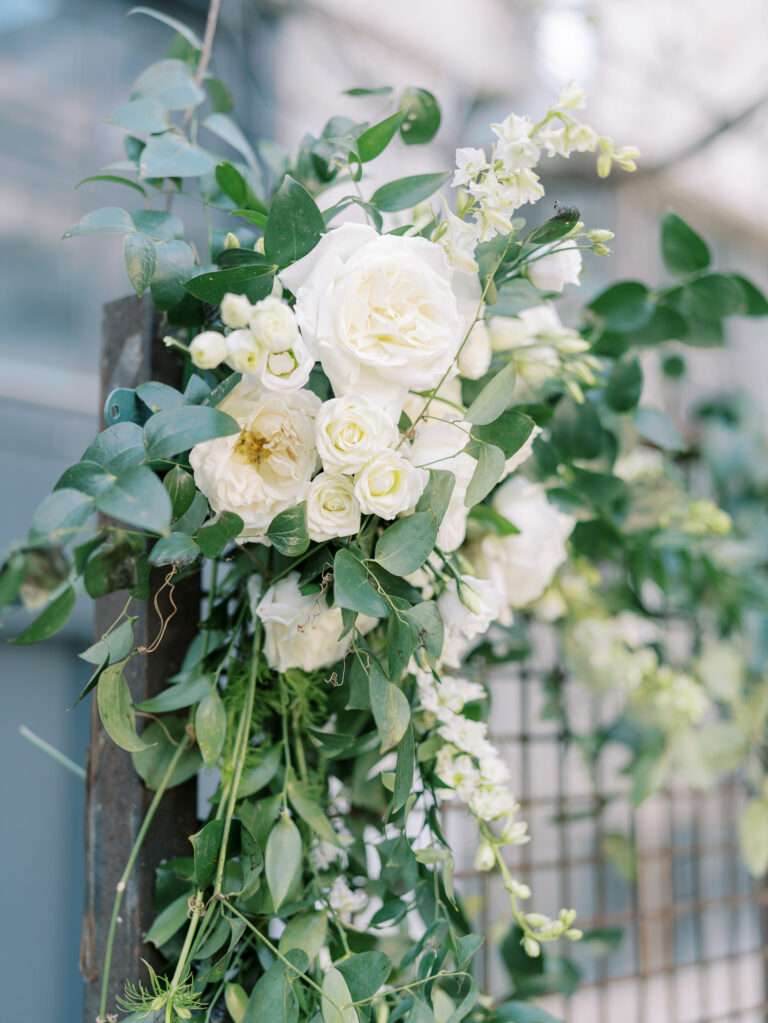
5;4;768;1022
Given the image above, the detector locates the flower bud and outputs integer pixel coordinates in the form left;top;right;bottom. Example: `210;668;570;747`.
474;841;496;872
523;937;541;958
220;291;253;329
189;330;227;370
224;231;240;249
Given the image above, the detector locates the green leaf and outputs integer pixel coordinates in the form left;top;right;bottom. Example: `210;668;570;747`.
140;133;215;179
661;213;710;275
605;357;643;412
398;87;441;145
279;912;328;963
631;303;688;345
0;552;25;609
237;743;283;798
124;232;156;296
11;586;76;645
225;983;249;1023
264;175;325;267
245;959;299;1023
96;659;152;753
215;161;266;211
132;720;203;790
472;408;535;458
145;891;190;947
77;174;147;197
322;967;358;1023
588;281;652;331
465;361;518;425
194;689;226;766
739;799;768;877
30;488;94;539
550;399;603;460
137;673;212;713
371;172;450;212
129;7;203;48
83;424;141;474
374;512;438;575
333;549;387;618
149;239;196;311
190;819;224;889
465;442;505;508
634;406;685;452
416;469;455;525
164;465;197;518
63;206;133;238
527;207;580;247
356;112;404;162
80;618;136;667
204;112;257;167
133;59;205;110
680;273;746;320
83;539;140;599
731;274;768;316
392;725;415;813
287;771;340;845
403;601;444;661
197;512;244;556
370;669;411;752
110;96;169;134
266;503;310;557
265;812;303;912
602;831;636;881
185;263;275;304
337;950;391;1002
344;86;393;97
144;405;240;460
131;209;184;240
95;464;172;534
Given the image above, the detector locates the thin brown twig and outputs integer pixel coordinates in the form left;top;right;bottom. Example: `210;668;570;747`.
138;567;178;655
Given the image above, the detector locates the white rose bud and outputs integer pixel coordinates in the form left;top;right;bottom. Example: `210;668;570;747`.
354;451;428;519
474;841;496;872
225;329;263;375
527;245;582;293
189;330;227;370
220;292;253;329
315;396;399;475
306;472;362;541
260;339;314;392
249;296;299;352
458;320;492;380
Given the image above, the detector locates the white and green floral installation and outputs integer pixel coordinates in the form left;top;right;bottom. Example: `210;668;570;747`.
4;5;768;1023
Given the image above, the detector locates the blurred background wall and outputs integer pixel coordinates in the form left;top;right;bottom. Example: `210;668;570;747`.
0;0;765;1018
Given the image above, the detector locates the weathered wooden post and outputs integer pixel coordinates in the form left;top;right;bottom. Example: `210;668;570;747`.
81;296;199;1021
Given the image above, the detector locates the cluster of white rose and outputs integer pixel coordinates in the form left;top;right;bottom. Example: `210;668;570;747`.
438;84;637;274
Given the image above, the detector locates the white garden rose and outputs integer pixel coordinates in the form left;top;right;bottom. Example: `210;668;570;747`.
458;320;492;380
256;572;358;672
248;295;300;351
220;292;253;329
189;380;320;542
527;245;582;292
408;416;475;552
189;330;227;370
353;450;428;519
315;395;398;475
306;472;361;541
474;478;575;613
280;223;480;415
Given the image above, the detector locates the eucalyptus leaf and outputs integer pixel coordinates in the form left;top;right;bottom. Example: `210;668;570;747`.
265;812;302;911
398;87;441;145
266;503;310;557
11;586;76;645
197;512;244;556
321;967;358;1023
95;464;172;535
370;668;411;752
96;659;152;753
140;134;215;179
465;361;518;425
465;441;505;507
356;112;404;162
333;549;388;617
144;405;239;460
191;819;224;889
374;512;437;575
124;232;156;296
63;206;134;238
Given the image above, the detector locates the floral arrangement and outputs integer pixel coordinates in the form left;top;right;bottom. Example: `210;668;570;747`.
4;5;767;1023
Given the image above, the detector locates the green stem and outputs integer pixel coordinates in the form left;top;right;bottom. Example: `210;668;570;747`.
98;735;190;1019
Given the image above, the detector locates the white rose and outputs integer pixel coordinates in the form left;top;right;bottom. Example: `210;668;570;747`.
189;380;320;542
527;245;582;293
353;450;428;519
249;295;300;351
437;575;503;668
458;320;492;380
225;328;263;375
474;478;575;612
281;224;480;415
306;472;361;541
315;395;398;475
260;337;314;392
189;330;227;370
256;572;355;672
220;292;253;329
408;416;475;552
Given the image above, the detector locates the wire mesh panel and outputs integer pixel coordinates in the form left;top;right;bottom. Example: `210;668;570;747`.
447;630;765;1023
